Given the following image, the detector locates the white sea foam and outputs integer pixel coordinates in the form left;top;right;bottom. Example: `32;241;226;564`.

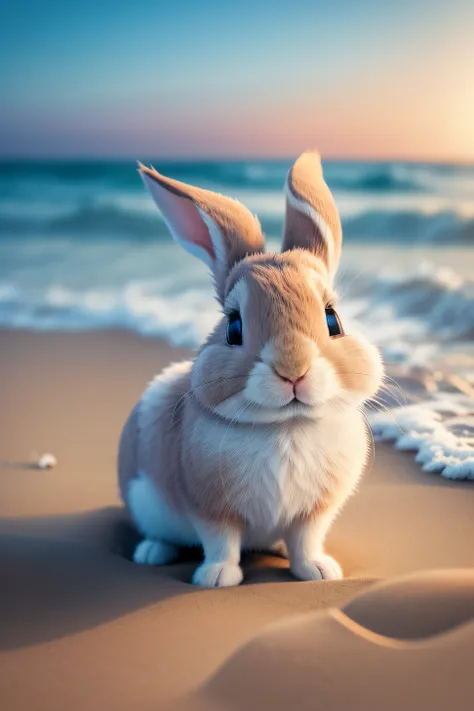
0;278;219;346
369;398;474;480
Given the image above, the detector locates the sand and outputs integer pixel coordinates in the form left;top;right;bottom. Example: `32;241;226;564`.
1;329;474;710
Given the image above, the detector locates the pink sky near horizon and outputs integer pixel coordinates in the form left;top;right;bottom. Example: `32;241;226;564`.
1;1;473;161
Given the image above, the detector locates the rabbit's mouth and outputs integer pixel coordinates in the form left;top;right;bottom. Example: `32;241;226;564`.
212;391;323;424
282;396;309;409
257;397;320;420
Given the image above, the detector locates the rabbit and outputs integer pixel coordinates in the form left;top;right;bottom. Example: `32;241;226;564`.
118;150;383;587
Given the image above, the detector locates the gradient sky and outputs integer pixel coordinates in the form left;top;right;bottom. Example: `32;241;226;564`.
1;0;473;160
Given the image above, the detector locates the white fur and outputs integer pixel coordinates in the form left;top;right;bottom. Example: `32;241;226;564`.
285;511;343;580
285;177;335;274
215;410;367;535
213;392;320;424
290;553;343;581
191;518;243;587
139;360;193;433
128;470;198;546
193;562;243;587
133;539;179;566
245;360;294;410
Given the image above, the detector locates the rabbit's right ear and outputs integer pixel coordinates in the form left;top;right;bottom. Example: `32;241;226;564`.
283;151;342;281
139;163;265;302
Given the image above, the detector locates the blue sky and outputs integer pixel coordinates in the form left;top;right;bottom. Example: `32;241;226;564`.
1;0;473;159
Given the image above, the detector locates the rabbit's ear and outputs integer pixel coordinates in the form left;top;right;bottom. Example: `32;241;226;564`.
282;151;342;279
139;163;265;302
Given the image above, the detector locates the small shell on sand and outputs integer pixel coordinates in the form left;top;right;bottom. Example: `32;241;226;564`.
38;453;57;469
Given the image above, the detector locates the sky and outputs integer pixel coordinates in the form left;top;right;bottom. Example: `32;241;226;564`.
1;0;473;160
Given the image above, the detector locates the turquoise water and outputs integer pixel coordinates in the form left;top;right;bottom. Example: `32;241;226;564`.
0;158;473;339
1;159;474;244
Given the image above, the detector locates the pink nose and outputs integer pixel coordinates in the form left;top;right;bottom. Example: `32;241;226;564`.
274;369;308;387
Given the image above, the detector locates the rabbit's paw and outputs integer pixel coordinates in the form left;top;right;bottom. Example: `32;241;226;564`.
133;539;178;566
193;562;243;588
291;554;342;581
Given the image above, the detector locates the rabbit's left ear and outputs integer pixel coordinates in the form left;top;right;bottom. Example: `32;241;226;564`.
139;163;265;302
282;151;342;280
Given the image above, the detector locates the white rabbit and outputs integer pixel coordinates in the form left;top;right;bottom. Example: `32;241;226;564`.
118;151;383;587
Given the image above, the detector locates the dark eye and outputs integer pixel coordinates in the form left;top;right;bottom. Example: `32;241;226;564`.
325;308;344;337
226;311;243;346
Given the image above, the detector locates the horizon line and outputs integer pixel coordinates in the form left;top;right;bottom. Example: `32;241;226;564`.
1;154;473;166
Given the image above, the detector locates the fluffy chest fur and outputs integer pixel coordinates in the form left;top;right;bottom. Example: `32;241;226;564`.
241;423;329;530
183;404;368;535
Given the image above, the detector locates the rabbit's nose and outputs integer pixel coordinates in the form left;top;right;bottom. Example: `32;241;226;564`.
266;333;316;385
273;368;309;387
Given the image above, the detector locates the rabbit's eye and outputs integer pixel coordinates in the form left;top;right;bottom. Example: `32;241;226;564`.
325;308;344;338
226;311;243;346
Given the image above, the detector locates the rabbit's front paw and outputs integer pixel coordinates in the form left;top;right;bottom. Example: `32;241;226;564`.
291;554;342;581
192;562;243;588
133;539;178;566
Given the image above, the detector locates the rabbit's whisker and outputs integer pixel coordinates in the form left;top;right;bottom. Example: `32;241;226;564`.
363;398;407;438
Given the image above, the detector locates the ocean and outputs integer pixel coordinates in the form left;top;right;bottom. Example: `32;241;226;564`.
1;158;473;477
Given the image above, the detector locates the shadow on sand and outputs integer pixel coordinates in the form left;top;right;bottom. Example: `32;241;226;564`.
0;506;294;650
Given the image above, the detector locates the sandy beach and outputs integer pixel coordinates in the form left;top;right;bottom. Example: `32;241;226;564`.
1;328;473;710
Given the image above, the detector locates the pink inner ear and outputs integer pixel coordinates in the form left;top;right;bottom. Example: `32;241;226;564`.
141;172;215;261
